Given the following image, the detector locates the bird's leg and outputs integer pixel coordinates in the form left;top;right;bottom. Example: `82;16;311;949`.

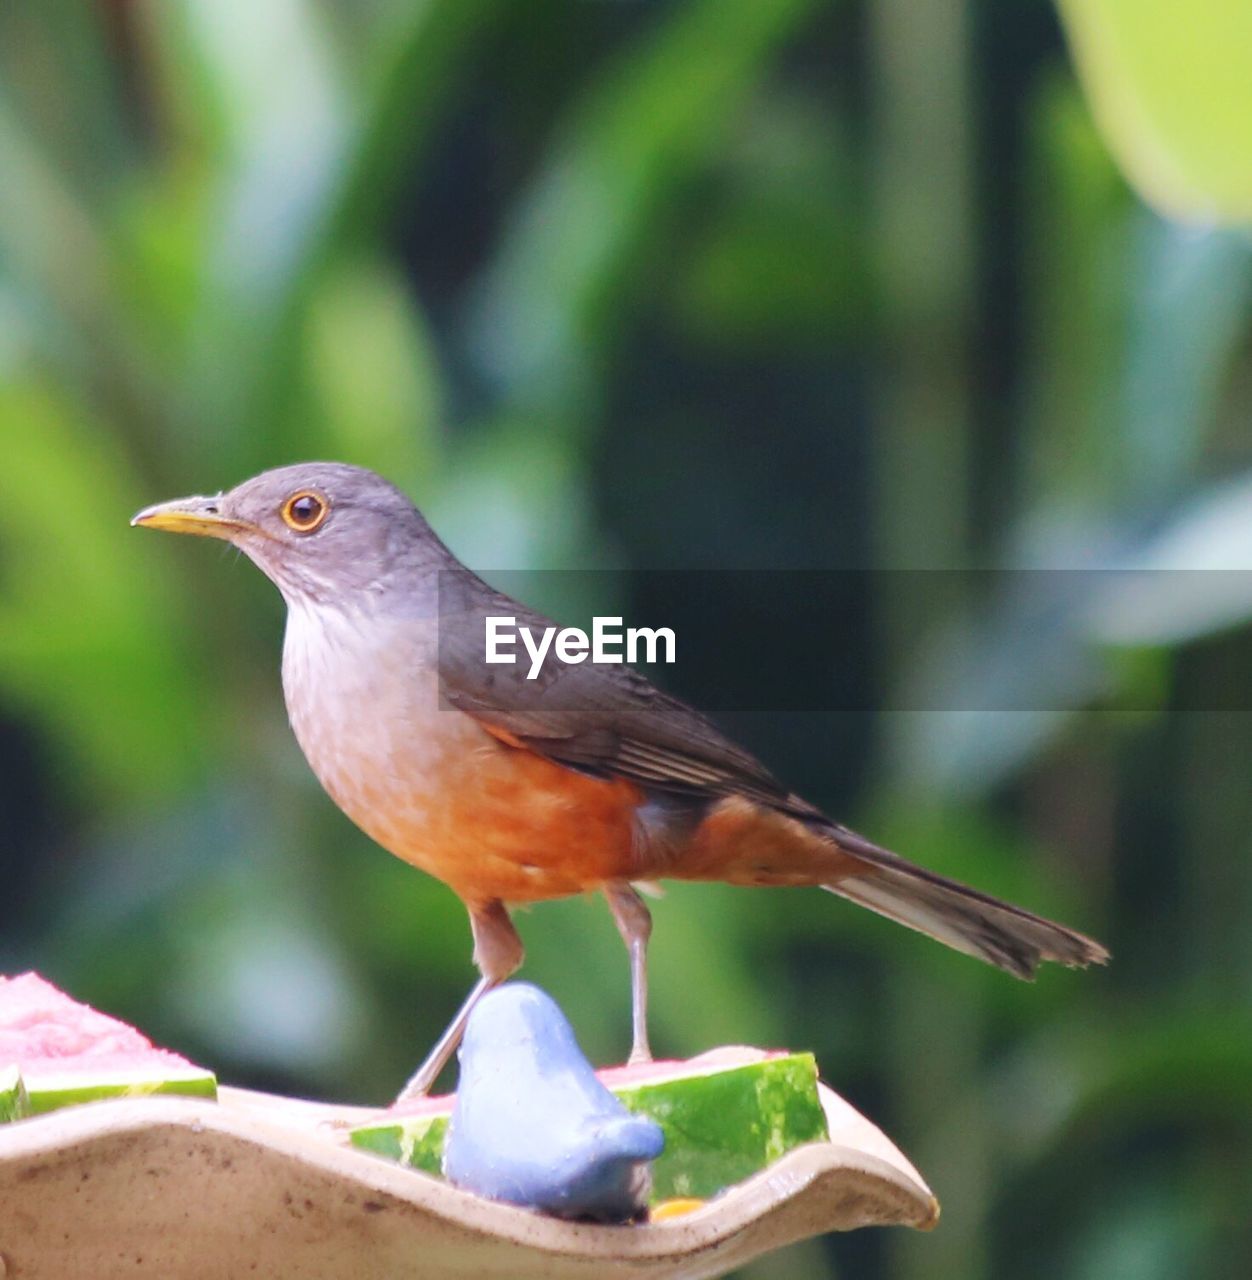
604;882;653;1065
395;900;523;1102
395;974;493;1104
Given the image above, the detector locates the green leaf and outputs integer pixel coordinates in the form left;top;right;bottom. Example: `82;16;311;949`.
1058;0;1252;223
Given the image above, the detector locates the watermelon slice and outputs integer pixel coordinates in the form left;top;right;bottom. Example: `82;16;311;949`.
350;1048;829;1202
1;1063;30;1122
0;972;217;1116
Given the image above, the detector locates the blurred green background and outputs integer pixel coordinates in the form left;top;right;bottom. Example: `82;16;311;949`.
2;2;1250;1277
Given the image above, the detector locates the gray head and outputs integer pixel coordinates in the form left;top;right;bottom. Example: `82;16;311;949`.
132;462;445;606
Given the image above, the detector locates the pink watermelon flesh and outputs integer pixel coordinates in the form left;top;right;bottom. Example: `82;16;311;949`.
0;973;154;1058
0;972;216;1114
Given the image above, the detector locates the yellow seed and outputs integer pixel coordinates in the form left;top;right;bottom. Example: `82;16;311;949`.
649;1198;706;1222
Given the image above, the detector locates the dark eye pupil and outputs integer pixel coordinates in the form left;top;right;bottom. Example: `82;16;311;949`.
291;496;320;523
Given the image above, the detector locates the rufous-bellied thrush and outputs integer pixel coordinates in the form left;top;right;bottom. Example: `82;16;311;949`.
133;463;1108;1099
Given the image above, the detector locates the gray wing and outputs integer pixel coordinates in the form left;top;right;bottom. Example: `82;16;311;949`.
434;580;1111;980
434;569;809;814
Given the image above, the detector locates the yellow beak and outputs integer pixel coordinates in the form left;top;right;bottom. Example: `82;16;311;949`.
130;495;251;540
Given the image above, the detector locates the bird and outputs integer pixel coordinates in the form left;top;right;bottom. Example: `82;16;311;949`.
132;462;1109;1099
442;981;664;1220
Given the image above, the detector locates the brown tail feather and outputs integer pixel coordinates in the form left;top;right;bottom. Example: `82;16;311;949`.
821;824;1109;979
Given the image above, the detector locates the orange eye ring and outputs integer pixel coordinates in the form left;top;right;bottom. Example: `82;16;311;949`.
281;490;329;533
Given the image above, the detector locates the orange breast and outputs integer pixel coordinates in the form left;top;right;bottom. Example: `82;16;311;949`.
283;608;647;905
319;720;647;905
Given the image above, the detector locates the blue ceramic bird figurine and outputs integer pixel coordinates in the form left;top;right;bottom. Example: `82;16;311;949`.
442;982;665;1221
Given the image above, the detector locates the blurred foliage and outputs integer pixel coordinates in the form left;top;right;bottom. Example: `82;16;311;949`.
1;2;1251;1278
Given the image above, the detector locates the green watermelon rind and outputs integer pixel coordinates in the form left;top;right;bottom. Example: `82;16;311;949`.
1;1064;31;1123
22;1066;218;1115
350;1111;448;1172
348;1052;829;1202
617;1052;828;1199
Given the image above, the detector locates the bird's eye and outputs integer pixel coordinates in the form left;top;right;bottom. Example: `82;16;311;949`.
281;490;329;533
